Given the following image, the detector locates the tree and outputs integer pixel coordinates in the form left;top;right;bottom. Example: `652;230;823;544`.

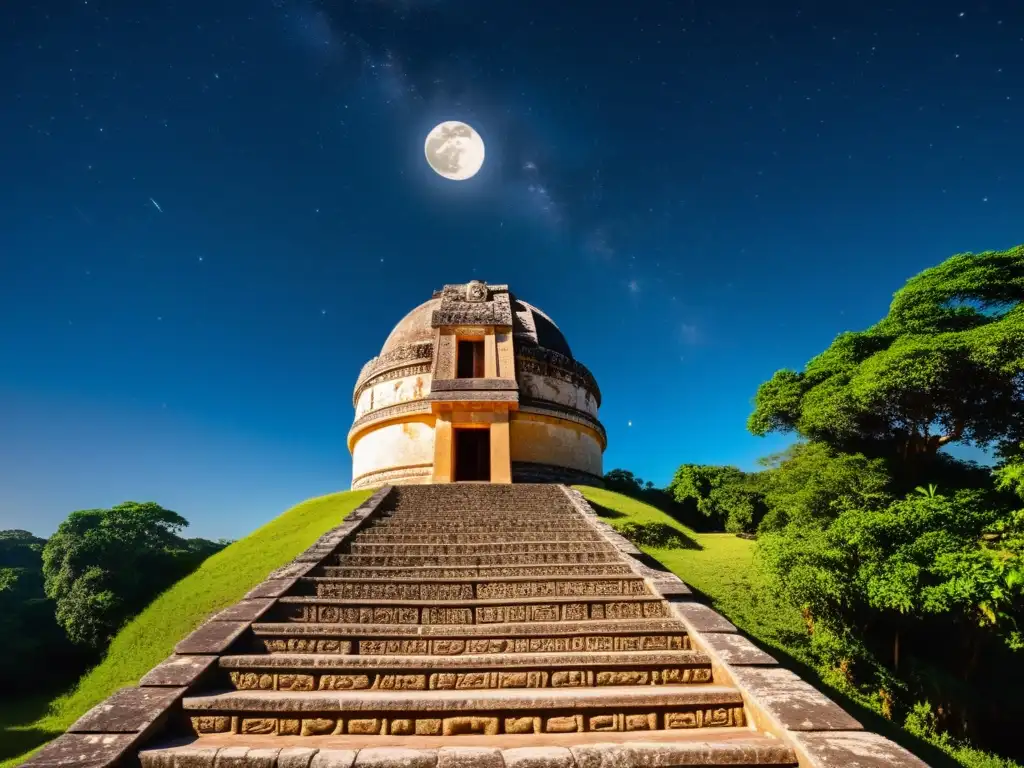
756;442;892;532
42;502;224;650
668;464;767;533
603;469;645;495
0;530;86;687
748;246;1024;476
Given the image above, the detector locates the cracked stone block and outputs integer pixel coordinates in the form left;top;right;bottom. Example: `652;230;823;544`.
652;580;693;598
245;748;282;768
502;746;575;768
791;731;930;767
268;561;319;580
310;750;358;768
732;667;863;731
244;578;299;599
354;747;438;767
699;632;778;665
175;620;249;654
278;747;321;768
139;745;220;768
213;746;250;767
437;747;504;768
570;739;797;767
69;686;185;733
21;733;137;767
139;655;218;688
670;601;738;632
212;598;277;622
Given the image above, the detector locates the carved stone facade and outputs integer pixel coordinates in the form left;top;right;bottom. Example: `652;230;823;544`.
349;281;606;488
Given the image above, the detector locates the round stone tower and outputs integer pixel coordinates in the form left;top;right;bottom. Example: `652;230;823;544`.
349;281;605;489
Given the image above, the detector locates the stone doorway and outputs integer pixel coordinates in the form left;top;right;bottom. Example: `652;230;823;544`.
453;427;490;481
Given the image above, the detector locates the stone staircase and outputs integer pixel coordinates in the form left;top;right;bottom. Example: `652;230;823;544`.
136;484;802;766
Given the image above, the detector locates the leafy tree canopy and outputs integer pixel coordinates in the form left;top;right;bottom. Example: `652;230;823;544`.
668;464;766;533
0;529;85;687
748;246;1024;466
42;501;223;649
756;442;893;531
759;488;1024;659
603;469;651;494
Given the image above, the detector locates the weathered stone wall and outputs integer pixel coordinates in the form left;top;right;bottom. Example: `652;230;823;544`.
518;370;599;418
354;372;432;419
511;461;605;486
351;419;435;489
509;414;603;478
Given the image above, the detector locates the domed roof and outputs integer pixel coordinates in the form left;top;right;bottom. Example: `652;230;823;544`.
379;293;573;359
512;299;573;358
379;299;440;354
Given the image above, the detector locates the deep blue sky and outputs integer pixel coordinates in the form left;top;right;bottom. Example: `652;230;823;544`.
2;0;1021;540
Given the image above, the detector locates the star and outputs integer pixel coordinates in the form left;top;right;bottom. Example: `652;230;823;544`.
627;420;633;427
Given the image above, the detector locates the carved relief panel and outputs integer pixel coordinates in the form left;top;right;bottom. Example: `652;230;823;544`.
433;330;456;381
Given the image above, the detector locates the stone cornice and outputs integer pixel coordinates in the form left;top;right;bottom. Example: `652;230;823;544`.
430;378;517;392
428;390;519;404
516;347;602;407
353;342;434;406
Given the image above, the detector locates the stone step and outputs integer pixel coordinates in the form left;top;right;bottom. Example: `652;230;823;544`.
380;511;573;518
184;685;747;738
272;595;669;625
382;512;581;518
369;522;595;533
220;651;714;691
319;564;637;579
250;620;691;656
298;576;649;601
346;542;615;556
353;532;605;544
334;552;625;567
140;730;798;767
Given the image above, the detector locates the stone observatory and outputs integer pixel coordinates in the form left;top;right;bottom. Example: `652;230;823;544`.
349;280;605;488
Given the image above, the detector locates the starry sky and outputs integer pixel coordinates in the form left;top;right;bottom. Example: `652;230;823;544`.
2;0;1022;540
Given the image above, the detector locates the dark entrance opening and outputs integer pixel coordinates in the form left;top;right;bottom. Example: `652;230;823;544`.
453;428;490;482
456;340;485;378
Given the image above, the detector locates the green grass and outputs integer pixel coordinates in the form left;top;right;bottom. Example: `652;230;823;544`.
574;485;1020;768
0;489;371;768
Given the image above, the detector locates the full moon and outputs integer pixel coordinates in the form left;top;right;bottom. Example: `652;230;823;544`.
424;121;485;181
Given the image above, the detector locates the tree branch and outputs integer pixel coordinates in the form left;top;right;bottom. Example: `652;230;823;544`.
937;418;967;447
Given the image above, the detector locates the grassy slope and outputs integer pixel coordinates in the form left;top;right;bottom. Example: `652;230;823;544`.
0;489;371;768
574;486;1019;768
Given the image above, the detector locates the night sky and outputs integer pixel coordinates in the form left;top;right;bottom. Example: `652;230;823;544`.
2;0;1022;540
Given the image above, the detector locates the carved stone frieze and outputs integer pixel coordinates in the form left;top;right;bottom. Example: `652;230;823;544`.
351;464;432;489
189;706;745;738
228;665;709;692
353;342;434;402
434;332;455;381
348;401;434;440
515;347;601;405
428;390;519;403
431;282;514;327
430;378;517;392
354;363;432;406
